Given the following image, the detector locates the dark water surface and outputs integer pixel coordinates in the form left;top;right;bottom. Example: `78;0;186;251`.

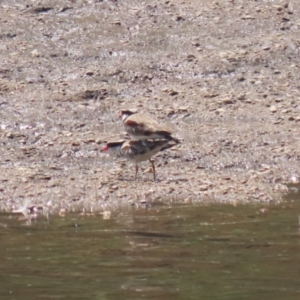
1;196;300;300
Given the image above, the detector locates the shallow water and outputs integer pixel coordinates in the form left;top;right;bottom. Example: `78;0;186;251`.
1;196;300;300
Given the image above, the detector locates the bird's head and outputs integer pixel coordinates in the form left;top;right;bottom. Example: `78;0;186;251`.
120;108;138;121
101;141;125;155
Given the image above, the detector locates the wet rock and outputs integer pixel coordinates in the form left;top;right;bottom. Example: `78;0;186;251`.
102;211;112;219
59;208;66;217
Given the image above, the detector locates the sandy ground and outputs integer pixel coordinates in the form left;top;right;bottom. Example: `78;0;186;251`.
0;0;299;215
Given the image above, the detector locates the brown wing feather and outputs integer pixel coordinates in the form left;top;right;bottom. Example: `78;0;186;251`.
146;140;177;152
121;140;177;162
125;119;139;126
125;140;149;156
127;113;173;134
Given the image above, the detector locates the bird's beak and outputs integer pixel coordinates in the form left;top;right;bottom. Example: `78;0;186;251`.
101;145;108;152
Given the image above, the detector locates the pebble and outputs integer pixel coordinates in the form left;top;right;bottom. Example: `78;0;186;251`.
102;211;111;220
59;208;66;217
198;184;209;191
31;49;40;57
85;138;95;143
71;141;80;146
290;176;299;184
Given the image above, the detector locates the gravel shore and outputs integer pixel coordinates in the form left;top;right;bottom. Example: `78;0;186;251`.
0;0;299;215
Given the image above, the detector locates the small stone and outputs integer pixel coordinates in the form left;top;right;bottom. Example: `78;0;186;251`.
175;15;185;22
199;184;208;191
216;108;226;113
71;141;80;146
59;208;66;217
184;198;191;204
294;116;300;122
178;106;188;112
86;70;94;76
62;131;73;137
269;105;277;113
145;189;155;197
169;90;179;96
102;211;111;220
85;138;95;143
31;49;40;57
221;98;234;104
6;132;14;138
110;185;118;190
95;138;103;144
112;20;121;25
290;176;299;184
39;174;51;180
241;15;255;20
144;167;153;174
187;54;196;61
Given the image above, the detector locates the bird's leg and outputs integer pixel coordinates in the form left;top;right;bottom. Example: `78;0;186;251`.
150;159;156;182
134;163;139;180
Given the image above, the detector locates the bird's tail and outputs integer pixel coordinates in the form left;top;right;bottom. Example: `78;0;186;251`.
160;140;179;152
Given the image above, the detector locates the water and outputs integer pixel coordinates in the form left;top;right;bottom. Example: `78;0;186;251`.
1;195;300;300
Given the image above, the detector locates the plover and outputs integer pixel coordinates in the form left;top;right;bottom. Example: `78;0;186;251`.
101;139;177;181
120;109;180;143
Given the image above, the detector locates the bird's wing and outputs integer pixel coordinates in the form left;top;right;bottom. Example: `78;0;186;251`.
121;140;147;159
125;113;172;134
146;140;177;152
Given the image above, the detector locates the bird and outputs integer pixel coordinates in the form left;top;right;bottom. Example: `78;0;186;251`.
120;109;180;143
101;139;177;181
